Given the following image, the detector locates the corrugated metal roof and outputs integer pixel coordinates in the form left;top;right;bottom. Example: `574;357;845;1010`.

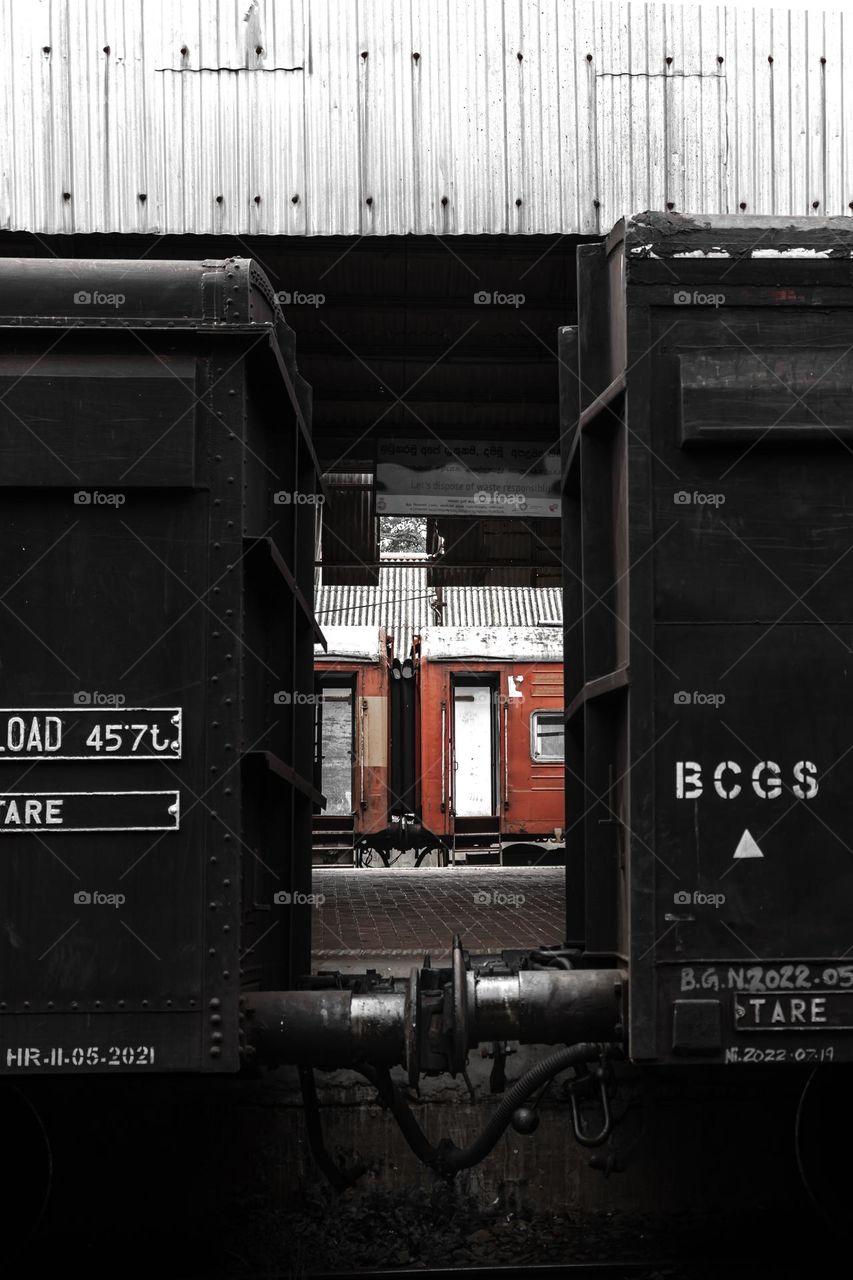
315;560;562;656
1;1;849;237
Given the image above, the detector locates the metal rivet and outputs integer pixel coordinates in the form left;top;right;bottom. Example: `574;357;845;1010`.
216;195;224;204
361;50;368;59
103;46;111;55
210;1047;221;1057
42;46;51;54
717;55;724;64
739;201;747;210
813;200;820;209
366;196;373;206
412;52;420;62
254;194;261;204
291;194;299;204
515;197;522;207
665;56;673;65
210;998;221;1009
138;193;147;202
181;45;189;55
63;191;71;201
586;53;592;62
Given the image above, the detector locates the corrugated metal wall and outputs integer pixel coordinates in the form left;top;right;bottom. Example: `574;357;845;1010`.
315;561;562;656
1;0;849;237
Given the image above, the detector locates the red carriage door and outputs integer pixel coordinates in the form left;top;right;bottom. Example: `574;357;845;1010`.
452;682;497;817
317;680;355;815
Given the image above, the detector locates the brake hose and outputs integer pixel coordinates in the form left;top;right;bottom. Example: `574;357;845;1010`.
361;1042;617;1176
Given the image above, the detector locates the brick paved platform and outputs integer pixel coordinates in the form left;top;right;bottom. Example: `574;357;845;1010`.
311;867;566;976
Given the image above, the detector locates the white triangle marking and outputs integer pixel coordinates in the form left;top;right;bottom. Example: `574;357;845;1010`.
733;828;764;860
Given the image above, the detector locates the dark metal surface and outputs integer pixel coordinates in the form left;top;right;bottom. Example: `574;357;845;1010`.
0;257;318;1074
307;1262;696;1279
561;213;853;1066
0;256;281;330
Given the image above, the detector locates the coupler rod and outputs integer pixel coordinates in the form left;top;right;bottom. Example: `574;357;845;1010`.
243;947;625;1076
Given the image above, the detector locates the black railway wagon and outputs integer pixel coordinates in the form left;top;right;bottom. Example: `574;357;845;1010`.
561;213;853;1068
0;258;321;1075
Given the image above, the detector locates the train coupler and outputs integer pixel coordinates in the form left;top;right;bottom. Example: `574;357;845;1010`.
563;1055;617;1147
242;940;626;1080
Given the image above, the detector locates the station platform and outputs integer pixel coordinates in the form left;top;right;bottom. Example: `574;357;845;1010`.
311;866;566;976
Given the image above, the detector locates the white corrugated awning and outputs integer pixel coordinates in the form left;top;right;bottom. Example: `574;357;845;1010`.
1;0;849;237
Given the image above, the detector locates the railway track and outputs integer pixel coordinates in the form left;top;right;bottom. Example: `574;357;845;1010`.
307;1262;763;1280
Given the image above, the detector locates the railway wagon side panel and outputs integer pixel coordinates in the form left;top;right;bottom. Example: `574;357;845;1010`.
417;628;564;848
564;214;853;1066
0;258;318;1074
314;628;391;840
417;654;451;841
503;660;564;840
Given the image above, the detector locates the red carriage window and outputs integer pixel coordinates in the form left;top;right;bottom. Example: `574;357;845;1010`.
530;710;564;763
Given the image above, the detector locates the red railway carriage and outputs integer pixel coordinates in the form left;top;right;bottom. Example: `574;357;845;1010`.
313;627;392;863
415;626;565;864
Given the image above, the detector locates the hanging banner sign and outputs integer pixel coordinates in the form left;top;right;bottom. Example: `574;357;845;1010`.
375;439;560;517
